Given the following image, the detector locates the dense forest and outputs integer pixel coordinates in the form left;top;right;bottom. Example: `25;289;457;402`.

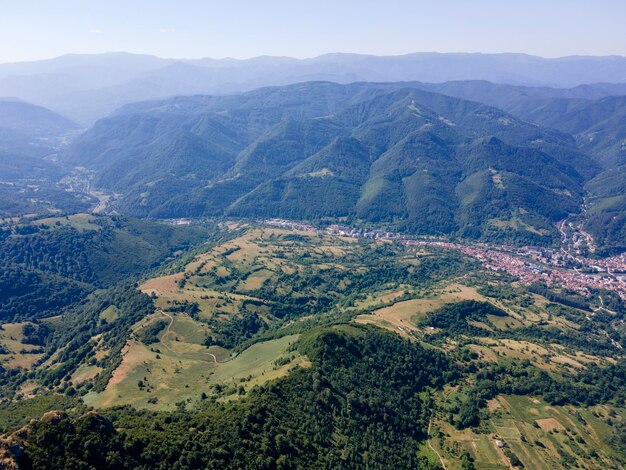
0;215;211;321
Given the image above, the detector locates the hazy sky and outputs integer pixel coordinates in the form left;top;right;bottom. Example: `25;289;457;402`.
1;0;625;63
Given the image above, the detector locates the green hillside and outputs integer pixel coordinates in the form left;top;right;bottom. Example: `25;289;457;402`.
1;224;626;469
65;82;591;245
0;214;210;321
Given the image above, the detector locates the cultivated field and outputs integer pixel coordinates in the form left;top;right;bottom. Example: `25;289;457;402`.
433;394;623;469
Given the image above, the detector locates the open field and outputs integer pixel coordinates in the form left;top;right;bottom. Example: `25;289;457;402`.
84;303;304;410
30;213;102;231
355;284;485;337
134;225;618;412
99;305;119;323
0;322;44;369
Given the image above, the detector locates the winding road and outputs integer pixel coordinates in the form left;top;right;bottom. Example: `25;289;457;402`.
427;411;447;470
160;311;219;363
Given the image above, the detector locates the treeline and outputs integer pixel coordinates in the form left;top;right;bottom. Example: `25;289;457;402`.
137;320;168;345
420;300;507;336
0;264;90;320
0;285;155;397
422;299;618;357
204;311;267;349
528;283;591;311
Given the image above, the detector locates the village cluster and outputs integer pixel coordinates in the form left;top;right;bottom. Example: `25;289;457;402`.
264;219;626;300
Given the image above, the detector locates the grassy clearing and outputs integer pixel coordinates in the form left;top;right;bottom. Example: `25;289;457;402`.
71;364;103;384
352;289;407;309
84;309;304;410
32;213;101;231
99;305;119;323
209;335;304;392
140;273;184;297
0;322;44;369
472;336;609;375
355;284;485;336
238;268;274;291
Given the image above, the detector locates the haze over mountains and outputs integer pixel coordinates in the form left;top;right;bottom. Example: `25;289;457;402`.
2;52;626;124
63;82;586;243
0;99;88;215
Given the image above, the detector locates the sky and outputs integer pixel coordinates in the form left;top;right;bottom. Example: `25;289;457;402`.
1;0;625;63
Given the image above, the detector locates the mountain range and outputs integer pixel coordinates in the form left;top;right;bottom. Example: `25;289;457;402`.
2;52;626;124
0;100;87;216
1;52;626;251
63;81;602;246
3;51;626;469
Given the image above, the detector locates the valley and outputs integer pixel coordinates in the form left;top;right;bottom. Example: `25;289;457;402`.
2;49;626;469
270;217;626;302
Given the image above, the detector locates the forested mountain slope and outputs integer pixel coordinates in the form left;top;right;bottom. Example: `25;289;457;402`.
65;82;594;245
0;214;209;321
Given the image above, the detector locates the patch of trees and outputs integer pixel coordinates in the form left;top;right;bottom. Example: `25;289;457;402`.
164;300;200;317
0;264;89;321
0;285;156;398
477;284;520;300
420;300;507;336
21;323;50;346
421;298;618;357
204;312;267;349
137;320;168;345
0;216;210;322
528;283;591;311
453;358;626;429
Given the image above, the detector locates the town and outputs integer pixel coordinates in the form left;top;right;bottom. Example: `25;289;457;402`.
264;218;626;300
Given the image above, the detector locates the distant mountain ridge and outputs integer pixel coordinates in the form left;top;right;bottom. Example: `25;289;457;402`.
0;99;79;138
1;60;625;250
2;52;626;123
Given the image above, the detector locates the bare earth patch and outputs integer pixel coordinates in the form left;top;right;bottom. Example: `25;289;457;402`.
140;273;184;296
536;417;565;432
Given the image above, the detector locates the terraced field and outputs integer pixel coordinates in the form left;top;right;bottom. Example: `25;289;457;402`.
432;395;624;469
